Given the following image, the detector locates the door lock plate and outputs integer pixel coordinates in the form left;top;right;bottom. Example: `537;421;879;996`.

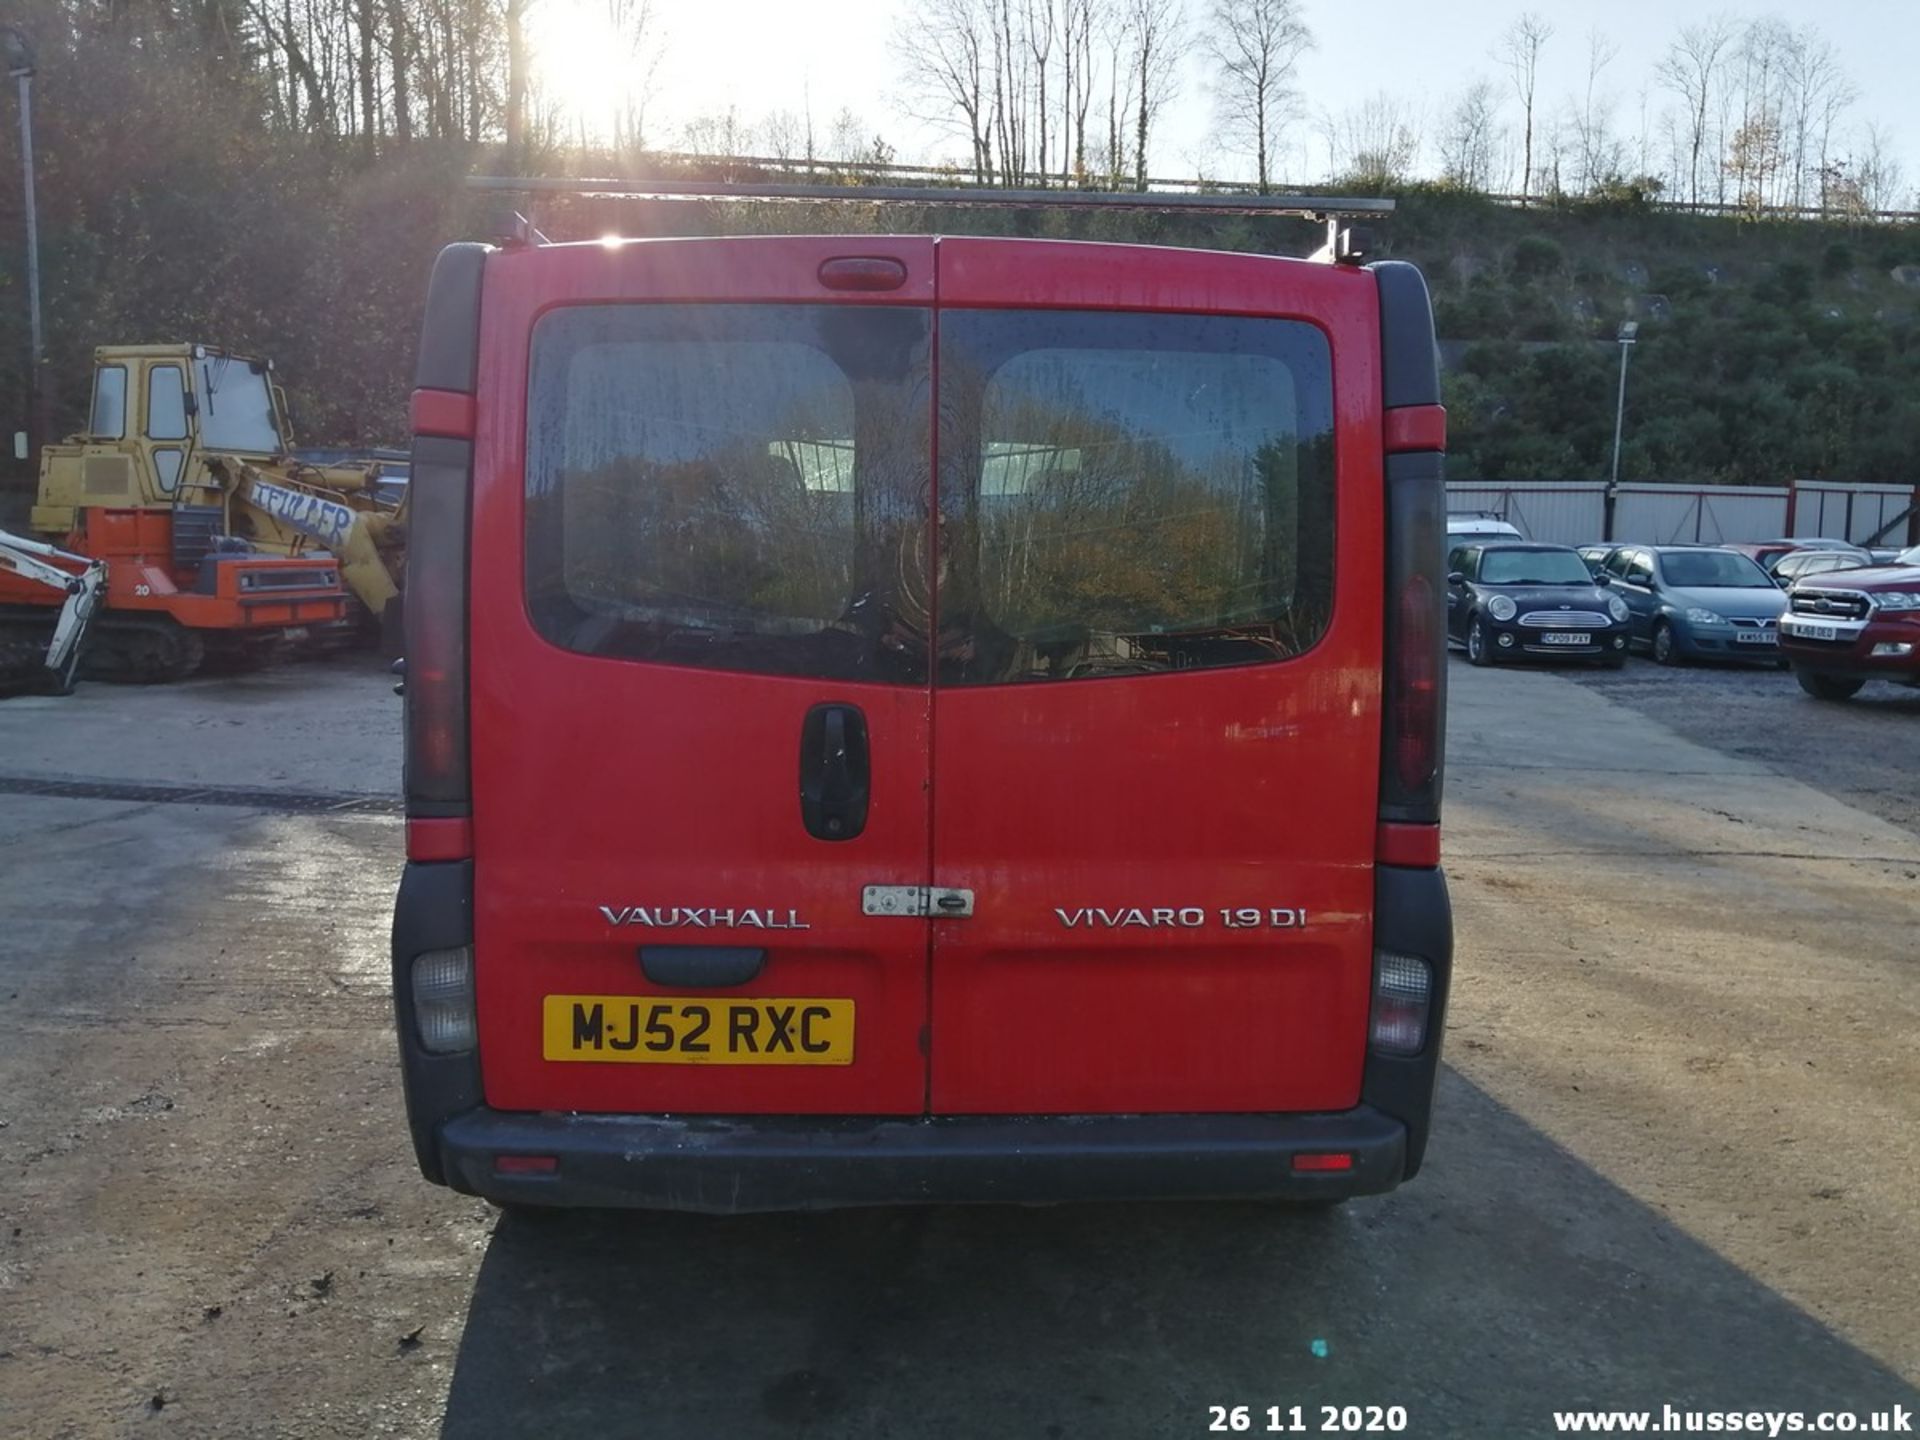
862;885;975;918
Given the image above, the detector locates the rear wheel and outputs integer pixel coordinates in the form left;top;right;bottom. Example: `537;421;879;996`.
1467;618;1493;667
1795;669;1864;702
1652;620;1682;666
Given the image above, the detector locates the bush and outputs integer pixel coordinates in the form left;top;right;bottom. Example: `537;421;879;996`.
1822;241;1854;278
1755;260;1815;307
1510;235;1566;279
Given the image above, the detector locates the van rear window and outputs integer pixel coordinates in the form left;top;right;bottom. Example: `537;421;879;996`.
524;303;932;683
524;303;1333;687
936;310;1335;684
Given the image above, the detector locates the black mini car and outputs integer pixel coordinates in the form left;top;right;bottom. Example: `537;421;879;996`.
1446;541;1632;667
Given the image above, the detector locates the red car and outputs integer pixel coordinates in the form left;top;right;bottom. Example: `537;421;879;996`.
1779;545;1920;700
1723;538;1870;579
391;212;1453;1212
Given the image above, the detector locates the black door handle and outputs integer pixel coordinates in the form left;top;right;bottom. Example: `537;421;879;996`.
800;703;869;842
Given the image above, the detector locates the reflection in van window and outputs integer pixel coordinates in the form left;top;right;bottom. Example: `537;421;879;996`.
524;304;932;683
937;311;1336;684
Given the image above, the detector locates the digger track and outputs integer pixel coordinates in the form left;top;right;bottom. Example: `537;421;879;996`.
0;632;63;696
0;610;208;688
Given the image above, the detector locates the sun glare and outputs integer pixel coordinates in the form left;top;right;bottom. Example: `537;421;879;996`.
531;0;644;145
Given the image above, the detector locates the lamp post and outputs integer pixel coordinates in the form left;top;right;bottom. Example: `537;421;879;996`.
1604;321;1638;541
2;24;44;462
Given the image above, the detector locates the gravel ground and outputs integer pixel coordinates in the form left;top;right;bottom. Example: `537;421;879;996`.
0;656;1915;1439
1567;656;1920;840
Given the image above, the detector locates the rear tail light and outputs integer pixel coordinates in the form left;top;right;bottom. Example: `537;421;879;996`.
1292;1152;1355;1173
494;1155;558;1175
404;436;472;823
1370;951;1432;1056
1378;448;1447;842
1393;573;1439;792
411;945;476;1053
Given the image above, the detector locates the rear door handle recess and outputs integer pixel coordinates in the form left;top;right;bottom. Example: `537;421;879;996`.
800;702;869;842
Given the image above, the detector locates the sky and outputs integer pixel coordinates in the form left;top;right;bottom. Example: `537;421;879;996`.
531;0;1917;200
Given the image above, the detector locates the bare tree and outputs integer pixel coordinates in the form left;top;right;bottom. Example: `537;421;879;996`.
605;0;664;151
1656;14;1734;205
1572;29;1621;193
1495;12;1552;202
1203;0;1312;191
1782;29;1851;211
1438;78;1499;191
354;0;379;155
1725;18;1794;211
1061;0;1101;180
759;109;805;164
505;0;533;154
1855;122;1904;213
385;0;413;141
1023;0;1057;183
1322;92;1421;186
1104;7;1129;183
680;107;748;157
1125;0;1185;190
893;0;996;179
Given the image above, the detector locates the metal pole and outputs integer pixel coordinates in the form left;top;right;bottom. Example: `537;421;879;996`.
1609;339;1631;486
17;67;46;456
1604;335;1633;540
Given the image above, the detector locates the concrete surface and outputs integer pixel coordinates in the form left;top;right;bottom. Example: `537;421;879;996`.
0;655;1915;1438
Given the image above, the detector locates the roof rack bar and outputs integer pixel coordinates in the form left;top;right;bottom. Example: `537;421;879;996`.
465;175;1394;221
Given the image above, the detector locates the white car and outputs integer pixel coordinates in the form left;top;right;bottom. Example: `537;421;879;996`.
1446;515;1524;543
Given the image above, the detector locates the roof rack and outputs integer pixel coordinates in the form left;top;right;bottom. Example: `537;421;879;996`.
466;176;1394;261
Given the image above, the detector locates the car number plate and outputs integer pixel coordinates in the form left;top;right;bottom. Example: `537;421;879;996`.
1539;632;1590;645
1735;630;1779;645
542;995;854;1065
1785;619;1838;641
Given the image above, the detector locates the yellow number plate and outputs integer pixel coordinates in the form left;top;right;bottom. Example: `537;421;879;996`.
542;996;854;1065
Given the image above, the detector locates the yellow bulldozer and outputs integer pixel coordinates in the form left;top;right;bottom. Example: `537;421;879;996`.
7;345;407;679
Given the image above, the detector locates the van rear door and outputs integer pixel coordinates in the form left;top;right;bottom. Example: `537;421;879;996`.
927;239;1384;1114
467;239;936;1115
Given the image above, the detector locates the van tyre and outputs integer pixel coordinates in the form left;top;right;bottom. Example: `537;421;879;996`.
1466;618;1493;667
1795;669;1863;702
1652;620;1681;666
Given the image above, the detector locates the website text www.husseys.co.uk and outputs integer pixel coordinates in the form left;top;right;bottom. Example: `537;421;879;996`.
1552;1406;1912;1434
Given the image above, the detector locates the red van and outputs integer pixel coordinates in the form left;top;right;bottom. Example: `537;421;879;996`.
392;209;1453;1212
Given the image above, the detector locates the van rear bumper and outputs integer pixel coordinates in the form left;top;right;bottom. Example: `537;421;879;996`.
435;1106;1408;1214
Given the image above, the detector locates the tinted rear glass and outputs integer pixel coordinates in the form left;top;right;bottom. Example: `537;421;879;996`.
524;304;931;683
936;310;1336;685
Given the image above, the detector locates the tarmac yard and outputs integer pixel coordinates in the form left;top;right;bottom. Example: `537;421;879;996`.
1;656;1916;1438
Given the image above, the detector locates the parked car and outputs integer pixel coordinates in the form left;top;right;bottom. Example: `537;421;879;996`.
1446;512;1524;543
1576;543;1615;578
1779;544;1920;700
1769;548;1872;587
1723;539;1871;578
1446;541;1630;667
1597;545;1788;664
